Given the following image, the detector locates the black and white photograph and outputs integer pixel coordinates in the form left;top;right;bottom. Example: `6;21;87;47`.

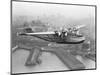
11;0;96;74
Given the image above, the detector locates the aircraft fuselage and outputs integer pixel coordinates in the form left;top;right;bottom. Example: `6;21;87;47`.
28;33;85;44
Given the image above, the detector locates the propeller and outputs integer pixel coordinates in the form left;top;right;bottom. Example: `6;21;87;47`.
47;24;86;36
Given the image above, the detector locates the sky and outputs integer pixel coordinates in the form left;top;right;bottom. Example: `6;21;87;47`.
12;1;95;20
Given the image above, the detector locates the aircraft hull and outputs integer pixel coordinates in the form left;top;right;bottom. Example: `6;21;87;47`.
60;36;85;44
32;34;85;44
19;33;85;44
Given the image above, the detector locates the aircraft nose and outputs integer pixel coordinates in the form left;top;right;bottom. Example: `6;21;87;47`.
81;36;85;43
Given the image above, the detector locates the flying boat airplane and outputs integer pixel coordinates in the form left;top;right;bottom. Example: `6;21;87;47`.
17;25;86;44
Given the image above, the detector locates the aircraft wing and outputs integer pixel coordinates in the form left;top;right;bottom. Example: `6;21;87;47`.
26;31;55;35
75;24;86;29
18;31;55;36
